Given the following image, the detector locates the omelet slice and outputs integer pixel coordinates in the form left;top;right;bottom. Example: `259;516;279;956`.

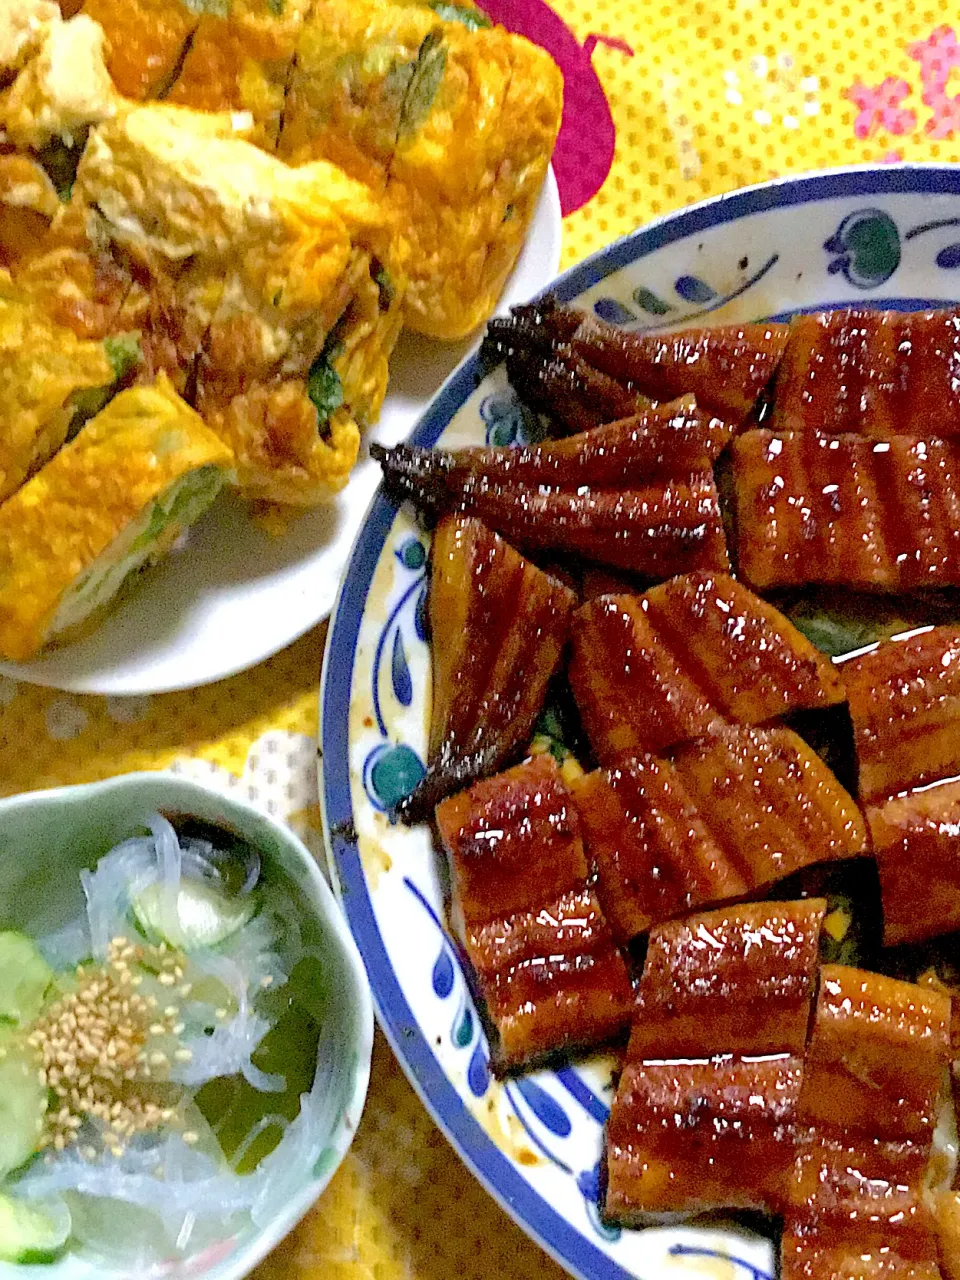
0;284;140;504
166;0;312;151
0;374;234;662
277;0;439;186
0;0;60;74
278;0;562;340
387;19;562;338
73;102;404;504
0;12;123;150
77;0;196;100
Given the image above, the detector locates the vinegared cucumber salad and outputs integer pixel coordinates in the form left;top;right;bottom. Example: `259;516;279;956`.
0;815;329;1266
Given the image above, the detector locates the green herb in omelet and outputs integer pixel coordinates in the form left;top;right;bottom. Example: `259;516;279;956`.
427;1;492;30
399;31;447;138
104;332;143;382
307;344;344;429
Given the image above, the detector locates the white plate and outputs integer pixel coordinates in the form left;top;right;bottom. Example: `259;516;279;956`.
0;171;562;695
321;165;960;1280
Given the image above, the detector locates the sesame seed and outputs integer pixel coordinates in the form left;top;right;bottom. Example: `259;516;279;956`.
182;1131;198;1145
173;1048;193;1063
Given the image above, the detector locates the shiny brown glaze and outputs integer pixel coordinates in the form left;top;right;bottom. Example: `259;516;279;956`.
671;726;867;888
783;1128;942;1280
781;1224;942;1280
604;1054;804;1221
436;756;633;1070
568;575;844;763
842;627;960;802
398;517;575;822
774;307;960;438
504;340;646;434
732;430;960;591
628;900;827;1058
798;965;951;1143
571;313;790;422
868;779;960;946
455;472;729;576
435;754;587;929
374;395;734;497
483;940;635;1070
570;754;739;940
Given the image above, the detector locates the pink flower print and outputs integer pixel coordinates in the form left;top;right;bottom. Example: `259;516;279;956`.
908;25;960;99
845;77;917;138
908;25;960;136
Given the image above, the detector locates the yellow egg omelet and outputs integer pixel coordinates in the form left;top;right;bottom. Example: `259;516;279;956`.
0;374;234;662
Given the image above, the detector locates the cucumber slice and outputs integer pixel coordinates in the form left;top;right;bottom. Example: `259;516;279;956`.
0;1194;70;1262
132;881;256;950
0;1034;46;1178
0;932;53;1026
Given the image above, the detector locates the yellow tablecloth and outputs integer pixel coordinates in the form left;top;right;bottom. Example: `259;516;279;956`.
3;0;960;1272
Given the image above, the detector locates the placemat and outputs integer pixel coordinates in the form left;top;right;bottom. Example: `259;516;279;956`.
2;0;959;1272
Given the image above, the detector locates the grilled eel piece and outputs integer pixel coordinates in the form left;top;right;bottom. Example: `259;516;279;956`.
842;626;960;803
774;307;960;438
482;297;789;426
568;570;842;764
372;402;732;578
732;430;960;592
396;515;576;824
627;899;828;1058
605;953;952;1252
572;727;865;941
435;754;634;1072
779;966;953;1280
604;899;825;1223
869;779;960;947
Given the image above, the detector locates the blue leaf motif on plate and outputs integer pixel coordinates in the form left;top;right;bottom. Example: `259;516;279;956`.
363;743;425;811
824;209;900;288
395;536;426;570
479;387;543;447
936;243;960;269
577;1164;621;1242
391;630;412;706
432;947;455;999
515;1077;572;1138
593;297;637;325
453;1005;473;1048
674;274;717;304
414;582;428;643
633;285;672;315
468;1041;490;1097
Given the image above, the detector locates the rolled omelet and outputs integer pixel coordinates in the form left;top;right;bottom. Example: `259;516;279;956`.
0;11;123;150
0;284;140;504
388;14;563;338
280;0;561;340
166;0;313;151
278;0;440;186
0;373;234;662
74;102;405;504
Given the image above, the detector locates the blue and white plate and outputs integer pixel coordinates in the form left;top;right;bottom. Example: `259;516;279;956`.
320;165;960;1280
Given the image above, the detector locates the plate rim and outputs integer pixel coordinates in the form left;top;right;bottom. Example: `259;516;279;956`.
320;162;960;1280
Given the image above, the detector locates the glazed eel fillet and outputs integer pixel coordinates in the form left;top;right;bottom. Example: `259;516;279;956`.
435;754;634;1073
396;515;576;824
482;298;789;427
773;307;960;437
373;399;732;577
604;914;954;1280
571;724;866;942
568;570;843;763
732;430;960;592
843;627;960;947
